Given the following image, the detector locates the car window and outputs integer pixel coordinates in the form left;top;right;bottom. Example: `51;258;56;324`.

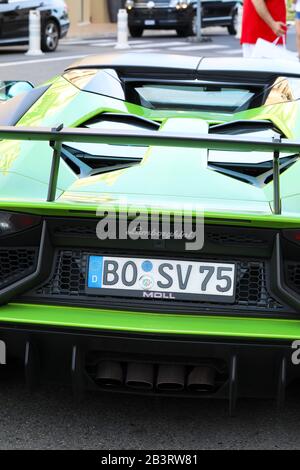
135;84;255;112
63;68;300;113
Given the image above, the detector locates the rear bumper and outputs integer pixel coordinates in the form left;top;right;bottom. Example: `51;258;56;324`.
128;8;192;29
1;308;299;410
59;23;70;39
2;302;300;339
2;218;300;406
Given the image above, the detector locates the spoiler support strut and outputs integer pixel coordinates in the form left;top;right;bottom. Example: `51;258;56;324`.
273;137;281;215
48;124;63;202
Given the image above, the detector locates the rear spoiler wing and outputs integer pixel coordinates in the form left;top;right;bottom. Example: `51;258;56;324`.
0;125;298;214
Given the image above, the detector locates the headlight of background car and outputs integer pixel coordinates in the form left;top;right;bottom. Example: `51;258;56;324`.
125;0;134;9
0;212;41;237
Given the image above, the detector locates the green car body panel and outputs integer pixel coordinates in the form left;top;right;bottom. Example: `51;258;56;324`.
1;303;300;340
1;54;300;401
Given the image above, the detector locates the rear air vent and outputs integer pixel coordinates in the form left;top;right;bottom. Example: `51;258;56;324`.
0;248;37;290
285;262;300;296
207;232;265;246
82;113;160;130
62;144;141;177
54;224;97;237
62;113;159;178
209;156;297;186
208;120;298;186
209;120;280;135
52;223;268;247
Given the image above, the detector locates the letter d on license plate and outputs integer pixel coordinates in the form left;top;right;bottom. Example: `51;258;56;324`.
87;255;236;303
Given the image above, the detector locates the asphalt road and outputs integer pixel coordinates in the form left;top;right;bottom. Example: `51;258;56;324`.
1;377;300;450
0;26;297;85
1;27;300;451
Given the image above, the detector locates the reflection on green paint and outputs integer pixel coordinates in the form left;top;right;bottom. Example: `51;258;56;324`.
0;71;300;340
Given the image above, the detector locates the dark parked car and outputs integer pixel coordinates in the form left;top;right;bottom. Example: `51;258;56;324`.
125;0;241;37
0;0;70;51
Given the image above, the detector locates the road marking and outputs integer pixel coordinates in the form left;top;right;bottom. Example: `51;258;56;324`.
0;54;87;67
89;40;188;50
170;44;229;51
91;39;150;46
133;41;187;49
90;41;127;47
64;39;149;47
89;41;153;48
222;48;242;55
129;48;157;53
126;40;152;45
62;39;117;46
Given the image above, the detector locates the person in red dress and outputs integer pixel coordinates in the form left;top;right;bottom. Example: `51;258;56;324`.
241;0;286;58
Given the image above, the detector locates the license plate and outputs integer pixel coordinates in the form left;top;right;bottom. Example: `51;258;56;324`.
87;256;236;303
145;19;156;25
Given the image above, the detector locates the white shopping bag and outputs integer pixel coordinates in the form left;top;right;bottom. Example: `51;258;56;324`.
252;37;297;61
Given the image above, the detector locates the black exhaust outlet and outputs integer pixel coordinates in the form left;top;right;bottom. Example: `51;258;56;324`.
156;364;185;391
187;366;216;392
125;363;154;390
95;361;123;388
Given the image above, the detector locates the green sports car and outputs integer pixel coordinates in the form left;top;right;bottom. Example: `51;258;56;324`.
1;53;300;411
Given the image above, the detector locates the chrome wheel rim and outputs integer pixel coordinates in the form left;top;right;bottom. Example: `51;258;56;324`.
45;22;59;50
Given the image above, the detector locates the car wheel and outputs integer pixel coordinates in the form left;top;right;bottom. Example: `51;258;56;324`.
41;20;60;52
181;14;196;37
177;15;195;37
227;11;238;35
129;27;144;37
176;27;189;37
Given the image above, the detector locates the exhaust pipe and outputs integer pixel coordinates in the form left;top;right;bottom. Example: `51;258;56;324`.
125;363;154;390
95;361;123;388
156;364;185;391
187;366;216;392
